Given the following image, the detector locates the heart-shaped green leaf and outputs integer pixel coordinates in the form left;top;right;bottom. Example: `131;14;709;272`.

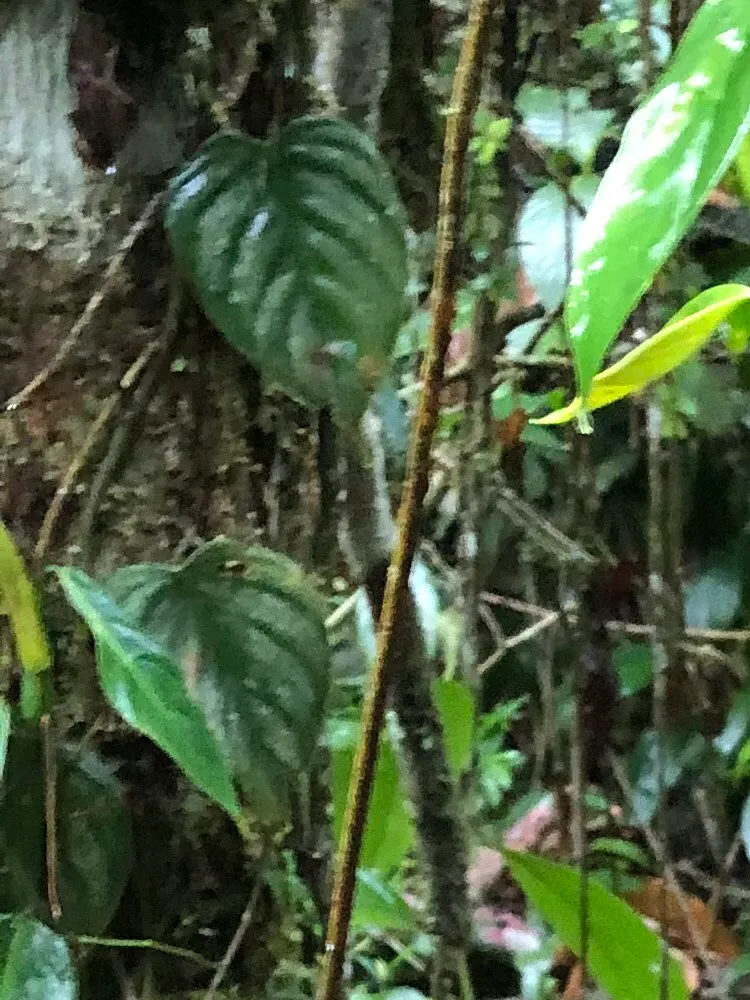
0;729;133;935
505;850;688;1000
536;284;750;424
55;566;239;818
565;0;750;398
106;539;330;823
0;914;78;1000
166;116;408;425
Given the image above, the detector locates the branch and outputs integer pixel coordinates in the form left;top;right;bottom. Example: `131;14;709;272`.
316;0;495;993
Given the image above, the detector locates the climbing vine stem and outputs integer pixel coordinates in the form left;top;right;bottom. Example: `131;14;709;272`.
315;0;495;996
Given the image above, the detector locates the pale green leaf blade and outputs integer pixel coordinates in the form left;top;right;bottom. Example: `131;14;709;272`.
505;850;689;1000
0;521;50;673
432;679;475;778
329;719;414;873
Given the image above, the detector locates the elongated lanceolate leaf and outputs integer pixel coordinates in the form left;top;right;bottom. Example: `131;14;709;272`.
0;521;50;673
55;566;239;818
566;0;750;398
107;539;330;823
505;850;688;1000
166;117;408;425
535;284;750;425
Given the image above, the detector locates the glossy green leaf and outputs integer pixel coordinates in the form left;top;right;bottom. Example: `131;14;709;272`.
0;730;132;935
329;718;414;872
0;914;78;1000
432;679;474;778
505;850;688;1000
55;566;239;818
166;117;408;425
518;178;599;313
536;284;750;425
0;521;50;673
566;2;750;398
516;86;614;166
352;869;415;933
106;539;330;823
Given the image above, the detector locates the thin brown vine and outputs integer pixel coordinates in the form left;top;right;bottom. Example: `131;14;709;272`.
315;0;496;994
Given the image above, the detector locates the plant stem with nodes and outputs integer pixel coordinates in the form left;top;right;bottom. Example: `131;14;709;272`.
316;0;495;994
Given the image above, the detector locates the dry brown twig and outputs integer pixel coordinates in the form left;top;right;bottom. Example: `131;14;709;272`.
5;190;165;412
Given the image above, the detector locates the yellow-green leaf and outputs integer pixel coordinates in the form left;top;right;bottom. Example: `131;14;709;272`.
533;284;750;426
0;522;51;673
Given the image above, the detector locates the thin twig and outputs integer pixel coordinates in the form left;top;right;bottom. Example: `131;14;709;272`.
480;593;750;643
72;935;216;971
34;394;120;560
477;611;558;674
5;191;165;412
41;713;61;921
79;280;185;568
205;880;263;999
316;0;494;994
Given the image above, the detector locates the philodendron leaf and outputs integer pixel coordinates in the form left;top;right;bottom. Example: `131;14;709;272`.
106;539;330;823
535;284;750;425
166;116;408;426
565;0;750;399
0;730;132;935
0;914;78;1000
55;566;239;818
0;521;50;673
505;850;689;1000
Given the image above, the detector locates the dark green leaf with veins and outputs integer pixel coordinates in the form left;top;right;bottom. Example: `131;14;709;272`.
107;539;331;823
56;566;239;818
166;117;409;426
